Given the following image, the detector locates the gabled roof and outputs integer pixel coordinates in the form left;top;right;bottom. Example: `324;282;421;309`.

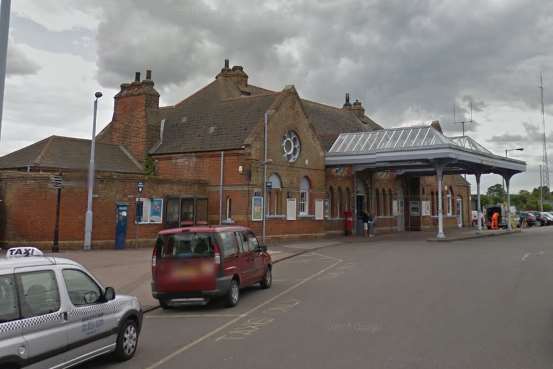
152;92;279;155
301;99;381;150
150;75;382;155
0;136;143;173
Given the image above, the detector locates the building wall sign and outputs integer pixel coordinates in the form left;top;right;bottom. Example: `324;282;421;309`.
252;196;263;221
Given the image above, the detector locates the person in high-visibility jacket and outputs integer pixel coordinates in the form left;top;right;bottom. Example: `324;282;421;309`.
491;211;499;230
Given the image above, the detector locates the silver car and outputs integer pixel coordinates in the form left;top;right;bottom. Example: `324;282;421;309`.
0;248;142;369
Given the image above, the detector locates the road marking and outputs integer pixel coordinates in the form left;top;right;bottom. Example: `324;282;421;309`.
522;253;530;261
143;256;343;369
145;314;245;319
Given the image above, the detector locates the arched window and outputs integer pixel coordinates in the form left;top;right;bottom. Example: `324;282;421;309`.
268;173;282;215
225;196;232;221
447;187;453;216
388;189;393;216
328;187;335;218
299;176;310;216
337;187;343;218
375;189;381;216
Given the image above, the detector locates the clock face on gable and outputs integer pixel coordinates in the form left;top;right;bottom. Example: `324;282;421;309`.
282;131;301;163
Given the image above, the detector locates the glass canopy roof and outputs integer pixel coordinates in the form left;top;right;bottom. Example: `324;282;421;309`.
329;126;492;156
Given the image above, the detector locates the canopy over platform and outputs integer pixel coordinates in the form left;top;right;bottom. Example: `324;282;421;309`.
326;126;525;176
326;125;527;238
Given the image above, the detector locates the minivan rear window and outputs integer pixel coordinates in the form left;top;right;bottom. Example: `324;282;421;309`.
157;233;213;258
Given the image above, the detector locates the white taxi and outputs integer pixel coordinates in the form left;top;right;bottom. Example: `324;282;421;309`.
0;247;142;369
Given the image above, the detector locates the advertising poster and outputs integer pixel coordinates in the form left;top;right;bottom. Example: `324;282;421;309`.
252;196;263;221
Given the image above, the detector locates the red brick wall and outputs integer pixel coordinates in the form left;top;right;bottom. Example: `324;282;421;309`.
0;171;206;250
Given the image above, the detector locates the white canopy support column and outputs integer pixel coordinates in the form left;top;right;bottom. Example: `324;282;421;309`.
435;164;445;239
475;173;482;232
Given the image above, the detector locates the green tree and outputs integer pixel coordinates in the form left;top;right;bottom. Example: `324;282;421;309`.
486;184;505;205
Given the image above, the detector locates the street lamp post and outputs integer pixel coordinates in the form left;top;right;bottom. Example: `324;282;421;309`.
83;92;103;250
262;110;274;244
504;147;523;229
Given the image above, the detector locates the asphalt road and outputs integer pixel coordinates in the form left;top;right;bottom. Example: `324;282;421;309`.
82;227;553;369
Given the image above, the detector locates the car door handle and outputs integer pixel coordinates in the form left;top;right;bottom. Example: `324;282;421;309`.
60;312;68;321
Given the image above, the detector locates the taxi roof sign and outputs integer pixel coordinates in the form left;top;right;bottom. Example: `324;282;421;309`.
6;247;44;258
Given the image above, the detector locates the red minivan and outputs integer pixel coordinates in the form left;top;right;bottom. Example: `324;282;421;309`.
151;226;272;308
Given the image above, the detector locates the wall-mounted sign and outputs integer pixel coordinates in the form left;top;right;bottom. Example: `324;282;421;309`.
315;199;324;220
409;201;420;216
137;181;144;193
421;201;431;216
252;196;263;221
287;198;297;220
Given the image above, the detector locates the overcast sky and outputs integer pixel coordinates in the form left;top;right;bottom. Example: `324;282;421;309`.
1;0;553;192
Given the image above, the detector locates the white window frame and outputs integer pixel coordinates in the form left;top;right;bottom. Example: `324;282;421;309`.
299;190;308;216
136;198;164;224
447;190;453;216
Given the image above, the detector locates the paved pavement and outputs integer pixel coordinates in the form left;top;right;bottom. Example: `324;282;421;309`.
76;226;553;369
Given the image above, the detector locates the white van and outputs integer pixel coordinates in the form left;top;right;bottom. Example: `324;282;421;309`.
0;248;142;368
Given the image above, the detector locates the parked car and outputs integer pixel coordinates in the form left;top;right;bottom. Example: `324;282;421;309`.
518;211;537;227
151;226;272;309
539;212;553;225
530;211;550;226
0;247;142;369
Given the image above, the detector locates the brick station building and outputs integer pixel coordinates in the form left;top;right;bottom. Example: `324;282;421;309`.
0;61;471;250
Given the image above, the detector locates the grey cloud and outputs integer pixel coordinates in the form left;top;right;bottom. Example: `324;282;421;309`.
11;14;96;59
6;42;40;76
488;121;553;144
87;0;553;132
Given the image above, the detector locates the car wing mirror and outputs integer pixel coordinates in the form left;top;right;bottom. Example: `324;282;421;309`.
103;287;116;301
257;244;268;252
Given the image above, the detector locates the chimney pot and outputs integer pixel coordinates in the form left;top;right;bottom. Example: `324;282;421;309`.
343;93;352;108
224;59;229;69
146;70;152;80
134;72;141;82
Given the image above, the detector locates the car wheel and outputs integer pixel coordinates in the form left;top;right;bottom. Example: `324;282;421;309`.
260;267;272;289
225;279;240;308
114;319;139;361
159;298;170;309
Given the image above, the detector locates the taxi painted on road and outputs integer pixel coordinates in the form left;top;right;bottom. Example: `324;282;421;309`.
0;247;143;369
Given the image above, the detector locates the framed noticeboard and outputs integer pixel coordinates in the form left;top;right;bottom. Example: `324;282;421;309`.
251;196;263;221
315;199;324;220
287;198;297;220
421;201;431;216
409;201;420;216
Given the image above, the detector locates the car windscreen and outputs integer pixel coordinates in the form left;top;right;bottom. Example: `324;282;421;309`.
157;233;213;259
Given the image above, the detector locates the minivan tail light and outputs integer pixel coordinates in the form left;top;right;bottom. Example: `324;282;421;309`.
213;243;221;265
152;254;157;268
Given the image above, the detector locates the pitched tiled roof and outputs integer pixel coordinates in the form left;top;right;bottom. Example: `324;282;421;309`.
301;99;382;150
0;136;143;173
152;92;279;154
151;74;382;154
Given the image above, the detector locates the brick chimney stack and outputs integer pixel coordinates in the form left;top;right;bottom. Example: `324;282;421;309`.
216;59;248;89
351;99;365;118
99;70;160;163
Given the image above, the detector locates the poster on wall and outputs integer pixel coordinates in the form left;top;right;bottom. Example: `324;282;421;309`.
150;199;163;223
421;201;431;216
409;201;420;216
251;196;263;221
392;200;398;216
315;199;324;220
287;198;297;220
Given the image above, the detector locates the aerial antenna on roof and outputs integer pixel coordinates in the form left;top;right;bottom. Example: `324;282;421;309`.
452;100;473;137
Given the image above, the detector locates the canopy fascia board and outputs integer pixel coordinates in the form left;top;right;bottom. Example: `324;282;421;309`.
326;146;526;174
